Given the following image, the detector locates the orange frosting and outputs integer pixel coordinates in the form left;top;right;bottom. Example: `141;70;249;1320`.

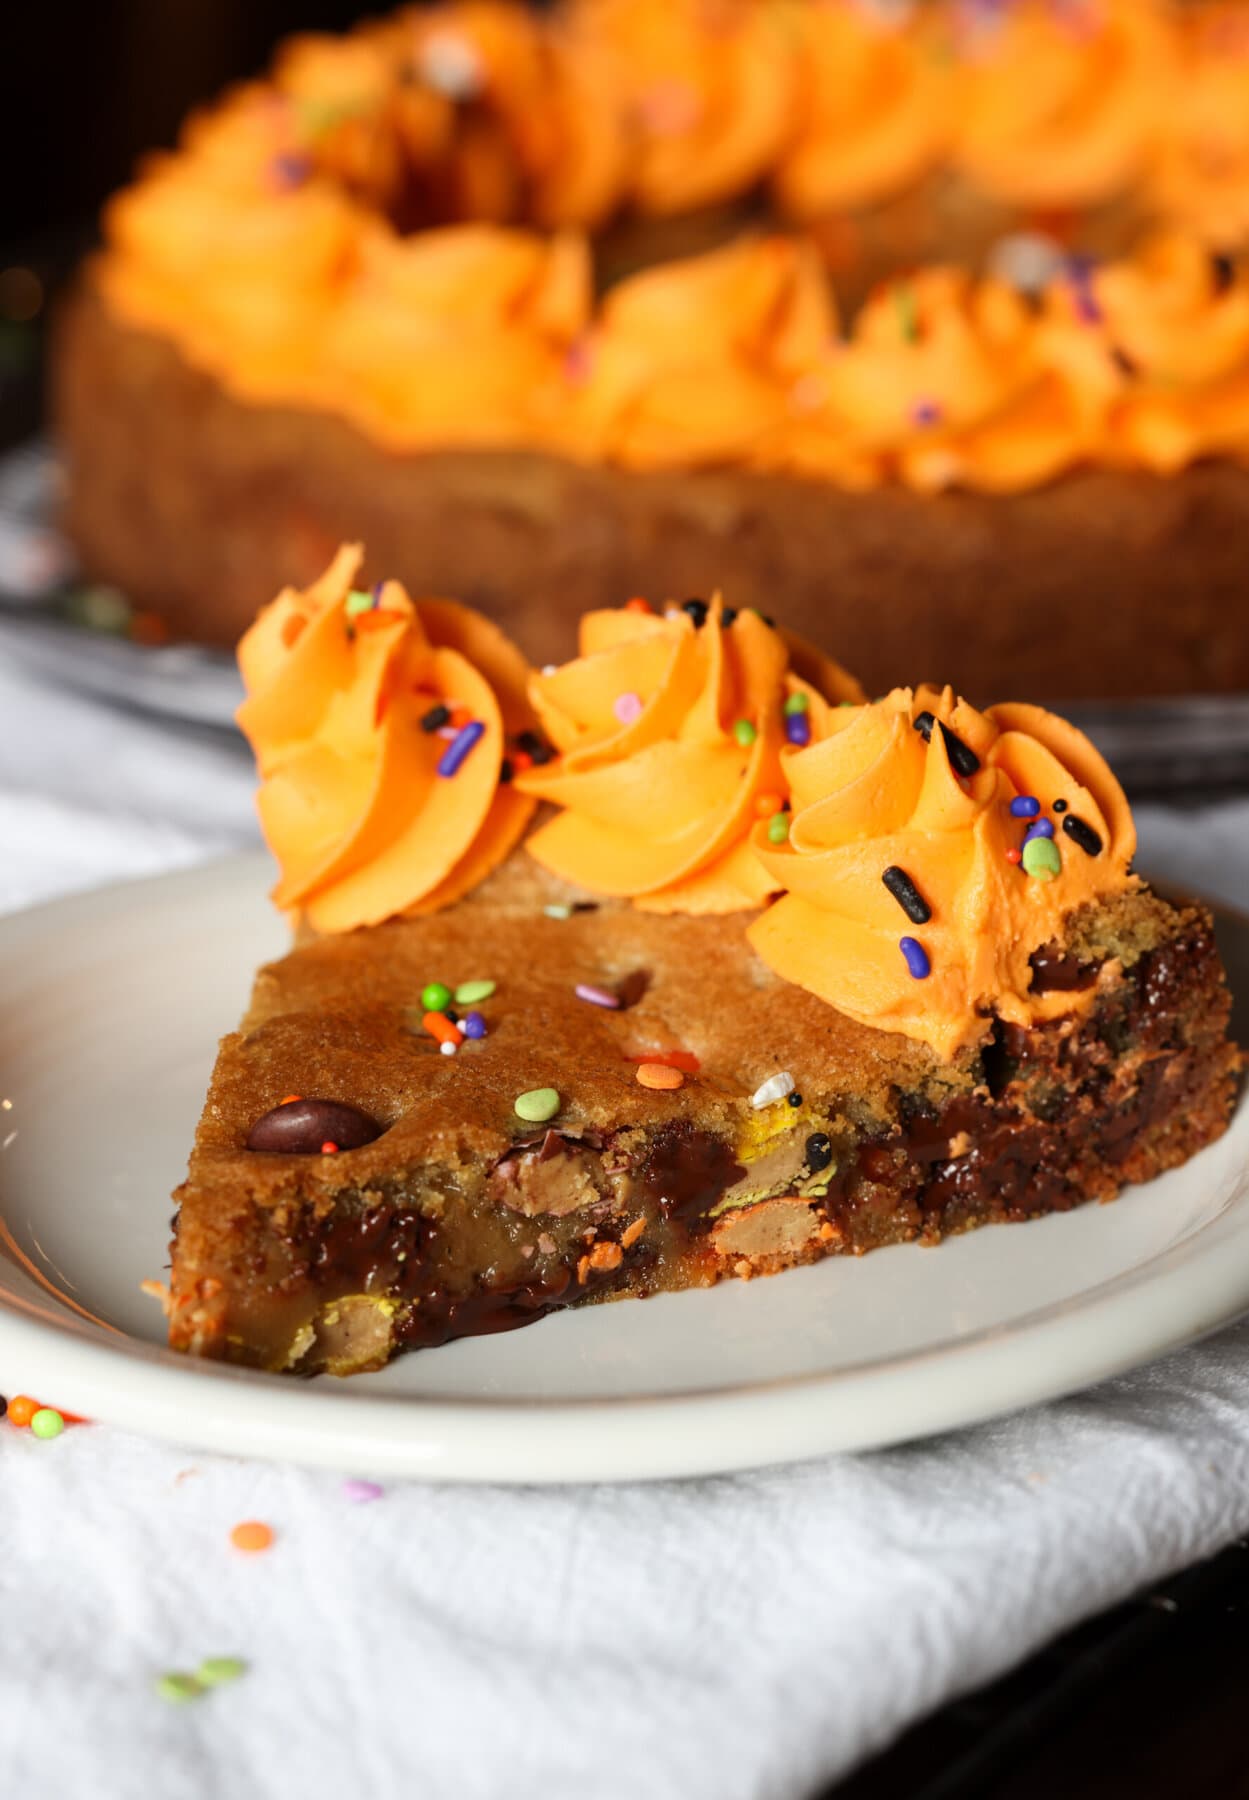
747;685;1138;1057
236;544;536;932
1148;4;1249;244
516;600;864;913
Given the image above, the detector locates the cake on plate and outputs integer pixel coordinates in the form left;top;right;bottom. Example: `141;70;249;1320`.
163;550;1241;1374
55;0;1249;699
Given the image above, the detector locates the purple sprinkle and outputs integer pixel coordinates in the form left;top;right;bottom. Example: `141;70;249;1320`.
899;936;931;980
437;719;485;778
1023;819;1055;842
575;983;621;1010
342;1479;384;1504
463;1010;488;1039
1009;795;1041;818
613;691;644;725
270;152;312;191
785;712;812;747
910;399;943;428
371;580;385;608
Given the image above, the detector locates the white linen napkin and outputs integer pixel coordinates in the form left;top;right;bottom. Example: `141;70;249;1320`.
2;656;1249;1800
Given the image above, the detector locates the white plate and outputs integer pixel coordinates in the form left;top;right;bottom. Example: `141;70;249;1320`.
0;853;1246;1483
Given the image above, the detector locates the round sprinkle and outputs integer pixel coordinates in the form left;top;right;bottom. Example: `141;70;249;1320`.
882;865;931;924
230;1520;274;1554
624;597;652;614
575;983;620;1009
755;791;783;817
1053;798;1069;814
1023;819;1055;843
637;1062;684;1091
767;812;790;845
422;981;452;1012
787;1091;803;1108
437;720;484;778
613;691;644;725
1062;814;1104;857
30;1408;64;1440
155;1673;202;1705
341;1479;384;1504
733;719;757;747
721;607;738;626
910;398;942;428
544;903;573;920
1009;795;1041;818
899;937;931;980
1022;836;1062;881
6;1395;37;1427
785;713;811;747
783;692;810;717
805;1132;834;1172
438;1041;457;1058
453;980;495;1006
462;1011;488;1040
344;589;374;618
514;1088;560;1123
682;598;709;628
197;1657;247;1687
320;1139;339;1154
751;1071;796;1109
1005;847;1022;865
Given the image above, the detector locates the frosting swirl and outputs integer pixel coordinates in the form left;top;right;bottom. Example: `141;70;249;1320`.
747;685;1137;1056
1148;5;1249;245
516;599;864;913
237;544;536;932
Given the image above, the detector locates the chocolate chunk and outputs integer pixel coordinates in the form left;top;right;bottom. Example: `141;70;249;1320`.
246;1098;382;1154
1029;947;1099;994
805;1132;833;1172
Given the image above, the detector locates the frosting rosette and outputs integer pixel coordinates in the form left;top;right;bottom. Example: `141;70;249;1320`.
1147;4;1249;245
236;544;536;932
516;599;864;913
747;685;1137;1056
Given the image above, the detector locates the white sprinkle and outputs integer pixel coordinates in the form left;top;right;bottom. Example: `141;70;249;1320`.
544;903;573;920
986;230;1066;296
575;983;621;1009
439;1040;458;1057
751;1071;796;1110
541;664;558;677
418;31;483;99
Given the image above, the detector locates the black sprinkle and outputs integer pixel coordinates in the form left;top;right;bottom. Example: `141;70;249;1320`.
882;865;933;924
1212;251;1237;293
1062;813;1103;857
500;758;515;784
805;1132;833;1173
721;607;738;628
421;703;450;732
572;900;600;912
788;1091;803;1109
529;742;555;766
755;610;777;628
938;722;981;777
1110;345;1138;378
913;710;935;742
445;1010;459;1025
682;598;709;628
1053;798;1068;814
518;730;556;765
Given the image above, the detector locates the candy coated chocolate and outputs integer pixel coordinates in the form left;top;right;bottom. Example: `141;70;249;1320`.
246;1098;382;1154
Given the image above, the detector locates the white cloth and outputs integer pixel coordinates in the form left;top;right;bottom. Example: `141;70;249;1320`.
2;654;1249;1800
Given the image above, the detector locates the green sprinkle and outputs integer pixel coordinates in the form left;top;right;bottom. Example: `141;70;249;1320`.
453;980;496;1006
767;812;790;845
30;1408;64;1440
543;903;573;920
783;692;809;716
197;1657;247;1688
733;719;757;747
1022;837;1062;882
514;1087;560;1123
421;981;453;1013
345;589;375;618
155;1673;202;1705
894;283;919;343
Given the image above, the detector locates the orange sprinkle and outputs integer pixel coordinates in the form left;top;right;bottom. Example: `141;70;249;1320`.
588;1241;624;1271
6;1395;38;1428
624;597;653;614
755;791;784;818
620;1217;646;1249
628;1049;700;1073
320;1141;339;1155
230;1521;274;1554
636;1061;684;1091
279;1094;302;1106
448;705;473;730
511;749;534;772
423;1011;464;1048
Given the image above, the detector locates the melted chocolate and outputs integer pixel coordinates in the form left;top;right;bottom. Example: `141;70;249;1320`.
633;1124;746;1226
1029;946;1100;994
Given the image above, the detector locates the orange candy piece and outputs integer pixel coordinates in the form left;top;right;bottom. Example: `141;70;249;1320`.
636;1061;684;1091
230;1520;275;1554
6;1395;38;1427
423;1011;464;1048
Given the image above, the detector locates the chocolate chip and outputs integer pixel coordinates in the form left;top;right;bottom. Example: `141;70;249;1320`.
682;598;709;628
805;1132;833;1172
246;1098;383;1154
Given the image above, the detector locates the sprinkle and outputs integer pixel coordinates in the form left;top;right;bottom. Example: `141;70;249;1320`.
512;750;534;773
755;791;784;817
910;398;943;428
637;1062;684;1091
422;981;453;1012
437;721;484;777
899;936;931;979
785;713;811;747
1062;814;1103;856
453;980;495;1005
722;608;738;627
575;983;621;1009
30;1408;64;1440
788;1091;804;1108
1053;798;1069;814
270;151;312;191
894;282;920;342
1005;847;1022;864
320;1140;340;1154
938;723;980;776
345;589;374;618
1009;795;1041;818
1022;836;1062;881
514;1088;561;1123
341;1479;384;1504
1110;345;1138;379
613;690;644;725
913;709;935;740
230;1521;274;1554
767;812;790;845
420;703;450;733
1212;252;1237;294
624;597;653;614
463;1011;488;1039
448;705;473;731
6;1395;37;1427
751;1071;796;1109
198;1657;247;1687
682;598;709;628
439;1041;458;1058
155;1673;202;1705
806;1132;834;1172
424;1011;464;1049
1023;819;1055;843
517;730;555;766
882;865;932;924
419;29;484;98
733;719;757;746
783;692;810;716
544;904;573;920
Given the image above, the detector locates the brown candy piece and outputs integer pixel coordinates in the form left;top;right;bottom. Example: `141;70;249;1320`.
245;1098;382;1155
